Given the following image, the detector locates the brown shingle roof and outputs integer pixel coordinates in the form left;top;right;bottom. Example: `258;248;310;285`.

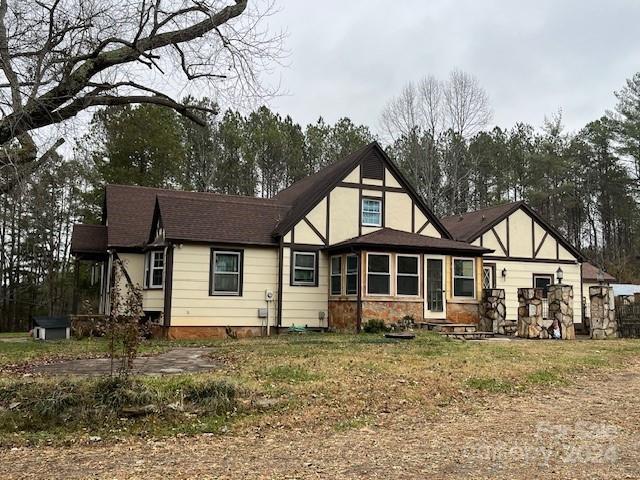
71;224;108;256
582;262;616;282
441;202;523;242
156;194;290;246
105;185;291;248
327;228;492;255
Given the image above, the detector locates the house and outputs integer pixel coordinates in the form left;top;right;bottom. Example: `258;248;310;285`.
442;201;586;327
581;262;616;319
32;316;71;341
71;142;491;339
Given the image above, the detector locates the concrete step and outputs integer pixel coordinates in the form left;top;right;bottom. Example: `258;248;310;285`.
426;322;478;333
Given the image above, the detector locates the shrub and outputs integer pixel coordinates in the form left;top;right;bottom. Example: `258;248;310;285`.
362;319;389;333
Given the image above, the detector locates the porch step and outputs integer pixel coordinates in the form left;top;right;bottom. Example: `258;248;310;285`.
423;322;478;334
440;331;495;340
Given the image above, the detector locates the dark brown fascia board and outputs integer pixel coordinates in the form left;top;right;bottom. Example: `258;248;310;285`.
325;243;491;256
271;141;453;241
166;238;280;248
482;255;579;265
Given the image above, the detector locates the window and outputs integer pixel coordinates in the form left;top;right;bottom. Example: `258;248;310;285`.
453;258;475;298
330;256;342;295
211;250;242;295
482;264;495;289
346;254;359;295
292;251;317;286
362;198;382;227
533;274;554;298
144;250;164;289
367;253;390;295
397;255;419;296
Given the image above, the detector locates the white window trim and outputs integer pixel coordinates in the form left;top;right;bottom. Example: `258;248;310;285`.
366;253;392;296
292;251;317;286
346;254;359;296
452;257;476;299
361;198;382;227
396;254;420;297
145;250;164;289
330;255;342;296
211;250;242;296
482;265;494;290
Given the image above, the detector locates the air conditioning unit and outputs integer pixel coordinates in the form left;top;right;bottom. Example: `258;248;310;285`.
265;290;275;302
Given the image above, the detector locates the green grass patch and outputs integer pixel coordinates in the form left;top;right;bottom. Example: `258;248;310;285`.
466;376;515;393
334;415;373;432
525;369;566;386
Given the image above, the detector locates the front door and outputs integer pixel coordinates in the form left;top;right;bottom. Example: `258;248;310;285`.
424;255;446;319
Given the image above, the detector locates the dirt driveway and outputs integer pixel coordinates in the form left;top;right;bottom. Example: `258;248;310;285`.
2;361;640;479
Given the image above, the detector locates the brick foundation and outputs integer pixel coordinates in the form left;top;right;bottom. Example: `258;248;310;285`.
446;302;480;324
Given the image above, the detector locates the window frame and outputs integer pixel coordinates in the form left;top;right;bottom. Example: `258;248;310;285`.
482;263;496;290
396;254;420;297
532;273;554;298
291;250;319;287
361;197;383;227
366;252;391;296
209;249;243;296
144;250;165;289
452;257;476;299
330;255;342;296
346;254;359;296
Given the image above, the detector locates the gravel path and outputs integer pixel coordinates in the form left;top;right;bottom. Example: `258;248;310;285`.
3;361;640;479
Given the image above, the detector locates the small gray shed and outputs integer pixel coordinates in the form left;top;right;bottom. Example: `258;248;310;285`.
32;316;71;341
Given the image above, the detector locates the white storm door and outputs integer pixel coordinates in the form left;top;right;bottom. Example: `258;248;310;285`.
424;255;446;319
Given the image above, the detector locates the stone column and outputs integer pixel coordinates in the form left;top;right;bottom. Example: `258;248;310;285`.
548;284;575;340
480;289;506;334
517;288;544;338
589;286;617;339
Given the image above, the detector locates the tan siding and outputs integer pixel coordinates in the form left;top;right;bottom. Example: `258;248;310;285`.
420;223;442;238
306;198;327;236
281;247;328;327
143;290;164;311
508;209;534;258
558;244;575;261
362;189;383;198
293;220;324;245
385;168;402;188
119;252;165;312
414;208;427;232
362;178;383;186
328;186;359;243
343;166;360;183
170;244;278;326
385;191;412;231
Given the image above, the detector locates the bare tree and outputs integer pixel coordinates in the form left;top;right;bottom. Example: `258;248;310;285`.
443;69;492;138
0;0;283;193
380;70;492;141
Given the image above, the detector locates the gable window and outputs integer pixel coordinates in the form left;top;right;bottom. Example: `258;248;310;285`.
367;253;390;295
144;250;164;289
210;250;242;295
330;256;342;295
397;255;419;296
292;251;317;286
453;258;475;298
362;198;382;227
346;254;359;295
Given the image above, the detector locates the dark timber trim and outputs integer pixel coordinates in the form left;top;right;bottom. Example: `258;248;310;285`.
411;200;415;233
337;181;405;193
483;255;578;265
277;237;284;327
491;227;508;256
325;192;331;244
417;221;430;235
303;217;327;245
534;232;549;259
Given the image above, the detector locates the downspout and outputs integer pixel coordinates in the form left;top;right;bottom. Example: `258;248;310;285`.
276;235;284;332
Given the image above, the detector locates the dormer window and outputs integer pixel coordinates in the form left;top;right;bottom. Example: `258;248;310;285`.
362;198;382;227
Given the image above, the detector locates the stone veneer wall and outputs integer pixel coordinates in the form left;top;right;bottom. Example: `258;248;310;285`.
480;289;510;334
328;301;358;332
361;301;424;324
517;288;545;338
548;284;575;340
589;286;617;339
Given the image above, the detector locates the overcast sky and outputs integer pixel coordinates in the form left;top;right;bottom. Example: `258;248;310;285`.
262;0;640;136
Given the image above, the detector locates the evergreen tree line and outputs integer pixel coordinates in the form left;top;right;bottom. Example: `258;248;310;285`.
1;73;639;330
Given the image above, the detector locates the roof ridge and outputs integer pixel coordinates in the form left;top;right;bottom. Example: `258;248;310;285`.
155;191;291;208
107;184;278;204
442;200;523;220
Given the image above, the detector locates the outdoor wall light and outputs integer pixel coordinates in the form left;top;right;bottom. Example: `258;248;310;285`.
501;268;507;279
556;267;564;283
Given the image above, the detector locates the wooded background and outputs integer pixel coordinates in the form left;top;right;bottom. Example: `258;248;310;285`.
1;71;639;331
